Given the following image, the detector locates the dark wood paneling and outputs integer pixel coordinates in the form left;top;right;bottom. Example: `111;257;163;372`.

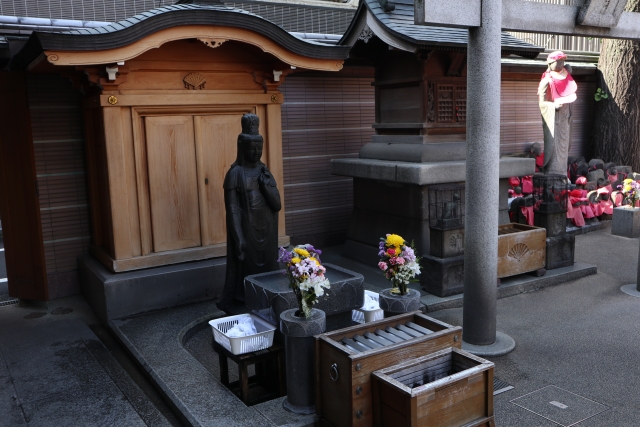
0;72;48;300
27;75;90;295
280;74;375;246
500;78;593;158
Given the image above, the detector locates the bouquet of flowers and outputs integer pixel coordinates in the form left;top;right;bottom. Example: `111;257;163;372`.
277;244;331;318
618;178;640;207
378;234;421;296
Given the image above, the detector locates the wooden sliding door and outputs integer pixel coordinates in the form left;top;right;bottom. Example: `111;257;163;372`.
145;115;201;252
194;114;242;246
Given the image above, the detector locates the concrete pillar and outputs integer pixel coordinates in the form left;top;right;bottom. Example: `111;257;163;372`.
463;0;501;346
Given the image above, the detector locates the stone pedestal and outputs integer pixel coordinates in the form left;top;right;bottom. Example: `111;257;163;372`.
79;253;225;325
331;158;535;282
430;228;464;258
534;211;566;238
378;289;421;318
280;308;326;415
611;207;640;238
546;235;575;270
421;254;464;297
244;263;363;331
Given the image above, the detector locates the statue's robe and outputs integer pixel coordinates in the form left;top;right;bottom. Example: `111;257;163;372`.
222;162;280;304
538;68;577;176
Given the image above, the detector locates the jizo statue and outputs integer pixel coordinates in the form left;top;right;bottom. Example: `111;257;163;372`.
538;51;578;177
220;113;281;310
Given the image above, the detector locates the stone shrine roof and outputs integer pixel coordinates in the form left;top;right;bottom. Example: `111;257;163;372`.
339;0;543;58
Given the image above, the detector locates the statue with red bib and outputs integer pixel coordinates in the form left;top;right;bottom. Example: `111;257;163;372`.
538;51;578;177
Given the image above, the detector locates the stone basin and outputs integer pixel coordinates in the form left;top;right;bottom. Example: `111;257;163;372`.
244;263;364;331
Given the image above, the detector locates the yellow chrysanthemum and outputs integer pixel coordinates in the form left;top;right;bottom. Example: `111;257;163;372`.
624;178;633;185
309;257;321;265
624;185;632;193
293;247;310;257
291;257;301;264
385;234;405;249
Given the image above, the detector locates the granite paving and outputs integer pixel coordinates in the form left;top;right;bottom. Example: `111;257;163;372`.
424;229;640;426
0;296;175;427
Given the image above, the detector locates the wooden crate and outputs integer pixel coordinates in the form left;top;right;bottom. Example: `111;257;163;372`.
315;312;461;427
497;223;546;279
371;348;495;427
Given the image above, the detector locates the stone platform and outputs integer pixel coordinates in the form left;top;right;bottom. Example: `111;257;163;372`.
110;300;318;427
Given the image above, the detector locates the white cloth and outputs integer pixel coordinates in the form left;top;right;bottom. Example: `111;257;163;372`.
226;316;257;338
362;294;380;310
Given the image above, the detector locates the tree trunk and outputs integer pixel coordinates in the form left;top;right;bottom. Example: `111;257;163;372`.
593;0;640;170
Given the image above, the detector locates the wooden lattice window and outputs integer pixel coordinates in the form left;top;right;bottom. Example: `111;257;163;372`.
428;79;467;125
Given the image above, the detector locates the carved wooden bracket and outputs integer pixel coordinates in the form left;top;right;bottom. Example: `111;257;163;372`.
252;67;295;92
183;72;207;90
198;38;228;49
75;65;129;91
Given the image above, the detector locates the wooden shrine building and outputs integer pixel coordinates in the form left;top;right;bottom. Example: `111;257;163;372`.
0;1;348;322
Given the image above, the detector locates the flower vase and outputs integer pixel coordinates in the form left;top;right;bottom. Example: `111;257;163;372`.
378;288;421;318
280;308;326;414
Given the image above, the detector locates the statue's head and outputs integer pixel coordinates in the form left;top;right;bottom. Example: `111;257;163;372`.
547;51;567;72
530;142;542;156
237;113;263;165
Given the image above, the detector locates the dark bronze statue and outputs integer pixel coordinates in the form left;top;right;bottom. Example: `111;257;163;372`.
219;113;281;310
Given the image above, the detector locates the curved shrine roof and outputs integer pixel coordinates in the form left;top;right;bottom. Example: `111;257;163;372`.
11;3;350;70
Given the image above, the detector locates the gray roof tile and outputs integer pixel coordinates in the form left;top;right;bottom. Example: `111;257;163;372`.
342;0;542;57
11;2;350;70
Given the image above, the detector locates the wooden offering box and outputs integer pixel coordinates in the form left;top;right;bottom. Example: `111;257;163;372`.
497;223;546;279
372;348;495;427
316;312;461;427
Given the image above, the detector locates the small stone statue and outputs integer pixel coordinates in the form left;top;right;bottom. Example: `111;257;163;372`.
220;113;282;310
538;51;577;176
440;191;462;228
442;191;460;220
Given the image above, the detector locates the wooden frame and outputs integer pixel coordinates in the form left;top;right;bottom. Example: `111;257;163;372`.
315;312;461;427
87;101;289;272
371;347;495;427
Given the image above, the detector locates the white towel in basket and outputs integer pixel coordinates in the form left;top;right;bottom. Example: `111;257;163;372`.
227;316;257;338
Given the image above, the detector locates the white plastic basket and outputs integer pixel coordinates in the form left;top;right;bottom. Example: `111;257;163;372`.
352;290;385;324
209;314;276;355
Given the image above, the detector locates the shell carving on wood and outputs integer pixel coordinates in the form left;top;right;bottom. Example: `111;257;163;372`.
508;243;529;262
184;73;206;90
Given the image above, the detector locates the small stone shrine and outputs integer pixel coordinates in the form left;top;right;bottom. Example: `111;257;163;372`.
330;0;536;293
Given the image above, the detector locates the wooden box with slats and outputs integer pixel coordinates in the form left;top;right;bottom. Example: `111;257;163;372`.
315;312;461;427
371;347;495;427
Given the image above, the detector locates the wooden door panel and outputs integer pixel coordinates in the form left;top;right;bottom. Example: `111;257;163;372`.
194;114;242;246
145;115;201;252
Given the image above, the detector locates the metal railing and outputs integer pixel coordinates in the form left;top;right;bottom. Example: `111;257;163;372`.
508;31;602;53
